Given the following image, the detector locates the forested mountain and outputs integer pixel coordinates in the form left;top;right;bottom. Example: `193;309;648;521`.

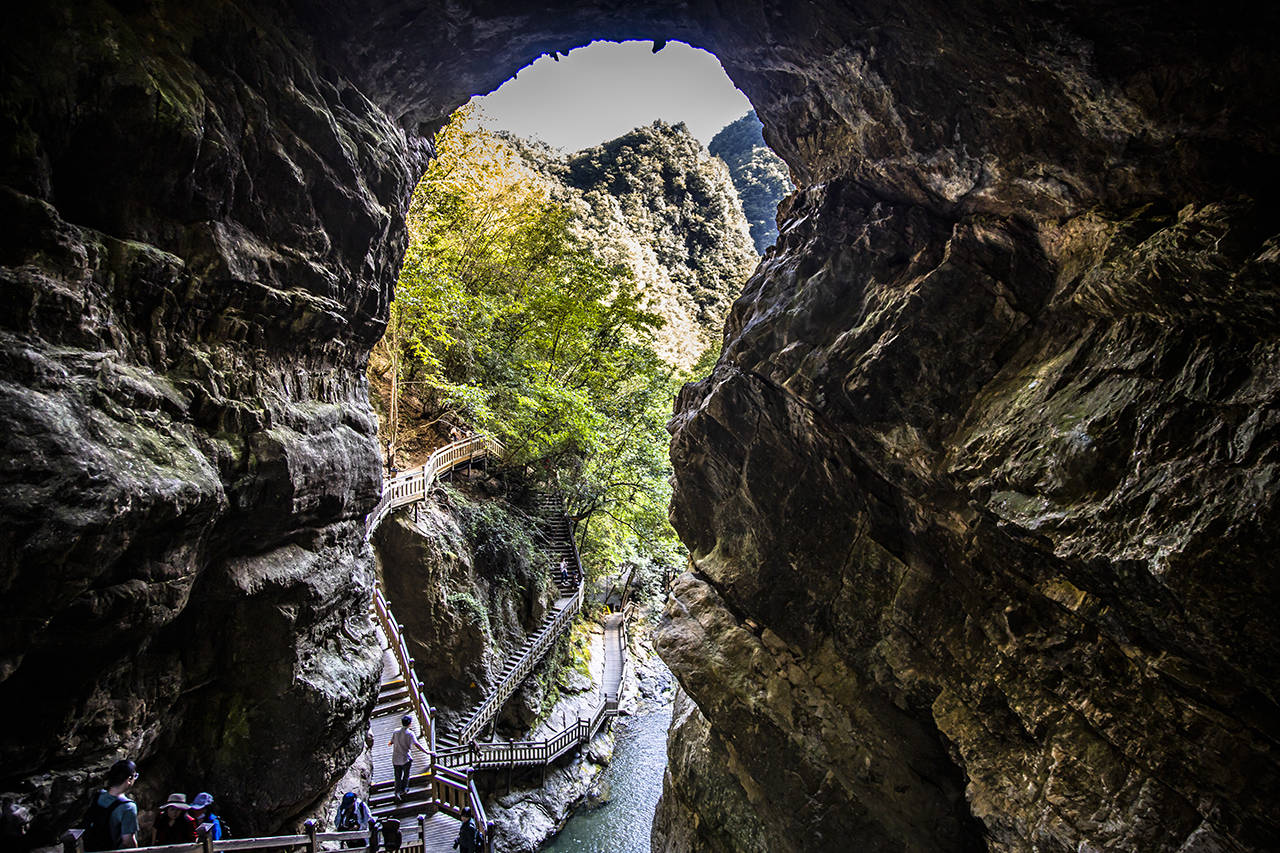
709;111;793;253
505;121;758;368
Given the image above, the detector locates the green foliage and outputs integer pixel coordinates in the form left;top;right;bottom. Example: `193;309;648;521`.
449;487;546;591
393;108;688;573
709;111;793;253
503;121;757;369
447;590;492;637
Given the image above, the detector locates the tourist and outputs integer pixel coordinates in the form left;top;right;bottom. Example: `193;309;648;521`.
334;792;371;848
1;797;31;853
559;558;570;587
188;793;224;840
83;759;139;850
153;795;196;845
389;716;429;801
451;808;483;853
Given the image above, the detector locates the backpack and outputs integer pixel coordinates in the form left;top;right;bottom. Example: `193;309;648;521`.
209;813;230;840
380;818;401;852
83;793;125;852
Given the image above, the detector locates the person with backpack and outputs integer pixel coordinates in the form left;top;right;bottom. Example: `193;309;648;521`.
83;759;139;850
188;793;225;840
451;808;483;853
334;792;370;849
388;716;428;801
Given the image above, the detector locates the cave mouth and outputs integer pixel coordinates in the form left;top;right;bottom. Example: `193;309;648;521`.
472;39;753;152
2;1;1277;850
372;34;774;472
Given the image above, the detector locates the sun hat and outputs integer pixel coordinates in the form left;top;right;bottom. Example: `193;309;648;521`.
162;793;190;810
190;793;214;810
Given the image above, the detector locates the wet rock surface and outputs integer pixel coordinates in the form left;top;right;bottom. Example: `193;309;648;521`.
2;1;1278;850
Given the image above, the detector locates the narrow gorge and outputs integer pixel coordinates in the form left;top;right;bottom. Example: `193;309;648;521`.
1;2;1277;852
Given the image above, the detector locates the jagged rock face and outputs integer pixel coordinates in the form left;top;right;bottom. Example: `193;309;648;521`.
658;10;1280;851
372;497;554;731
2;0;1278;850
0;0;400;837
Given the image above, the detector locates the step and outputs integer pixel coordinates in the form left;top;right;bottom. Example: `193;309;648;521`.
378;684;409;701
370;787;436;816
373;698;411;717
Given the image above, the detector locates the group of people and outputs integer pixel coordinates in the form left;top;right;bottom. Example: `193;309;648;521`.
84;735;482;853
83;759;226;851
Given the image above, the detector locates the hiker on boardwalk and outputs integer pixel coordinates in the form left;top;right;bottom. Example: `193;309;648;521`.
452;808;483;853
389;715;429;801
153;795;197;845
84;759;139;850
334;792;371;848
188;793;224;840
559;558;570;587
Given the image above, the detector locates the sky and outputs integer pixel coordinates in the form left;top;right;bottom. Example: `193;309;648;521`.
473;40;753;152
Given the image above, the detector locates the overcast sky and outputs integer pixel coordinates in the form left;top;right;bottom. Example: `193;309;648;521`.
473;40;753;151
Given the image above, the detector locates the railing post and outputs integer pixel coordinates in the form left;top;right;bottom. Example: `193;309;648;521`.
417;814;425;849
305;819;318;853
60;830;84;853
197;823;214;853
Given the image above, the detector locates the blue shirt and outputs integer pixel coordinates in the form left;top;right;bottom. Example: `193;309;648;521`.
94;791;138;847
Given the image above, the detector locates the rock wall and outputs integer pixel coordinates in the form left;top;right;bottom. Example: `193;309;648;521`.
2;0;1277;850
657;6;1280;850
371;491;555;733
0;0;405;836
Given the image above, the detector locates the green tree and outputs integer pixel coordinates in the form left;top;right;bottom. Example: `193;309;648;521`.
389;107;685;570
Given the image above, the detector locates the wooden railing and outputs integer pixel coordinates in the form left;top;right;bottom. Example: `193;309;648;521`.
64;820;399;853
365;435;503;540
372;582;435;751
426;765;493;852
451;576;585;748
437;604;630;773
437;698;612;770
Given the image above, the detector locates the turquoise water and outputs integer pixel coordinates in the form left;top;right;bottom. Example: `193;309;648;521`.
540;704;673;852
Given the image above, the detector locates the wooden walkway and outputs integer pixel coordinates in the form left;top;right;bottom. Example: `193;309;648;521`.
361;437;628;848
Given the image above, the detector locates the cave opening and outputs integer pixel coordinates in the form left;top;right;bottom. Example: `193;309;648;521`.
365;35;778;851
2;2;1278;851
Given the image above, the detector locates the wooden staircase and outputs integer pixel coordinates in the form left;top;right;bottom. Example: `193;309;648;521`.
435;493;585;757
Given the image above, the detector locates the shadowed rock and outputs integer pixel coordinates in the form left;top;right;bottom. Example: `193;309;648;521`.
0;1;1277;850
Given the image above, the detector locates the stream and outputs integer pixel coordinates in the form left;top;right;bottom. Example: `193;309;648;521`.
540;701;673;852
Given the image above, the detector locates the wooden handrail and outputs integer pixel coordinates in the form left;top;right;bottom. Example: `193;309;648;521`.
435;602;629;774
365;434;503;540
61;826;400;853
451;576;584;747
372;583;434;747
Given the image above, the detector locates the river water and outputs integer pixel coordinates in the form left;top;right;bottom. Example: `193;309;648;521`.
540;702;673;852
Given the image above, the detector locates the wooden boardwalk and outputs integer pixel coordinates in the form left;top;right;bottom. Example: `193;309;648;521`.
360;438;628;849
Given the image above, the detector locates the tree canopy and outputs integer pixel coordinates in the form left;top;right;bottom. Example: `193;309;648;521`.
384;106;691;573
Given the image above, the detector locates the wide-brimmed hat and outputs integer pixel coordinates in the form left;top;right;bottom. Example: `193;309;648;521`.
190;793;214;810
162;794;190;810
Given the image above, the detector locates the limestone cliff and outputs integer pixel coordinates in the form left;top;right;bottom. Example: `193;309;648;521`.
371;488;557;734
1;1;1277;851
506;122;757;368
708;111;792;254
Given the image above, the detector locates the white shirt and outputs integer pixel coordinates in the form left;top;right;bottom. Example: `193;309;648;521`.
391;726;424;765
